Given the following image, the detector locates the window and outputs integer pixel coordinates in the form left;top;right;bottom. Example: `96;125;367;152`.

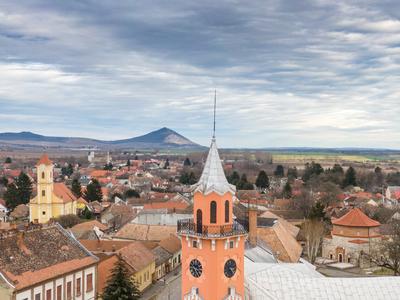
42;211;46;215
225;200;230;222
46;289;52;300
210;201;217;223
86;273;93;292
42;190;46;197
178;254;181;263
347;257;351;263
229;241;234;249
67;281;72;300
56;285;62;300
42;171;45;179
76;278;81;296
35;293;41;300
329;254;333;260
193;240;198;248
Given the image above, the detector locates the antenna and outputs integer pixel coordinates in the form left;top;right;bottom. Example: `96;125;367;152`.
213;89;216;139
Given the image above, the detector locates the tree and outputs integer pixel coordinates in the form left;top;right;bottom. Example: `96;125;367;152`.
282;181;292;198
183;157;191;166
61;163;74;177
227;171;240;186
4;183;19;210
179;171;197;185
387;172;400;186
303;219;325;264
342;166;357;188
124;189;140;199
308;202;326;221
71;178;82;198
5;157;12;163
302;162;324;182
164;158;170;169
274;165;285;177
0;176;8;187
237;173;254;190
293;188;313;218
287;167;298;182
126;159;131;167
84;179;103;202
255;170;269;189
319;182;341;206
104;163;113;170
102;255;141;300
82;207;93;219
54;214;81;228
364;219;400;275
11;172;33;207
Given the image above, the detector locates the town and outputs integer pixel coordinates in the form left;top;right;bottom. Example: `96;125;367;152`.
1;129;400;299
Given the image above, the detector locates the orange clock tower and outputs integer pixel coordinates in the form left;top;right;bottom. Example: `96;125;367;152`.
178;112;247;299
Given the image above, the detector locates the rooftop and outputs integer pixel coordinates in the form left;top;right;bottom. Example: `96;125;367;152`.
332;208;380;228
0;224;96;290
36;153;52;166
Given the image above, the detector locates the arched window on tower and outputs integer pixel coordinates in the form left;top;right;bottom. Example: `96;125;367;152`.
225;200;230;223
210;201;217;224
41;171;45;179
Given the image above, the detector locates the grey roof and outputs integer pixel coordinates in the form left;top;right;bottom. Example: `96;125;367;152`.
192;138;236;196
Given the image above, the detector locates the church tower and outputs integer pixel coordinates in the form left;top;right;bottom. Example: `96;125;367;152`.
33;154;54;223
178;95;247;300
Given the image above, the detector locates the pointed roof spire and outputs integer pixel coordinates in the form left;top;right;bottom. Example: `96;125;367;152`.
213;89;216;139
192;91;236;195
36;153;52;166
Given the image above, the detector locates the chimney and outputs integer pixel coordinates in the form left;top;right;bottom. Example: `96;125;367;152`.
248;207;258;247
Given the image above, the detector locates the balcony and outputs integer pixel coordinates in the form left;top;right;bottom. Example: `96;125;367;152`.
177;219;247;238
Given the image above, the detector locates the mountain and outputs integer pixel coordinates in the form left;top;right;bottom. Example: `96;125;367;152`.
0;128;202;149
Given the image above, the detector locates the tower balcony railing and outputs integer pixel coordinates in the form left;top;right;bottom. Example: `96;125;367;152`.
177;219;247;238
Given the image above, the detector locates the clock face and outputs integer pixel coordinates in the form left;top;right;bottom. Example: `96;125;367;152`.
189;259;203;278
224;259;237;278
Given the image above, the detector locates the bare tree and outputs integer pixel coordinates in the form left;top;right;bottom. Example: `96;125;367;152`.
364;219;400;275
303;219;325;264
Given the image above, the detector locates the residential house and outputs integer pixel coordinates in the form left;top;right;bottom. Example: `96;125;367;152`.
151;246;172;280
386;186;400;201
100;202;136;230
0;223;98;300
70;220;108;240
0;198;8;222
117;242;156;292
159;234;182;271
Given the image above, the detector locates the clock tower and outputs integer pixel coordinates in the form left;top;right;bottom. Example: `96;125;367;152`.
178;135;247;300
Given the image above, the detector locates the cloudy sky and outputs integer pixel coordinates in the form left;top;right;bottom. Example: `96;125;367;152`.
1;0;400;148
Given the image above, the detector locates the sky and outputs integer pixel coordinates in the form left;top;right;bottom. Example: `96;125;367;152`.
0;0;400;148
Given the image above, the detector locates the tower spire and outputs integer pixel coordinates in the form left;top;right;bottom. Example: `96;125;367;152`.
213;89;216;139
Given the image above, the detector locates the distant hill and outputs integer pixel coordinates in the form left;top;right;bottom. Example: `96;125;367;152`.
0;128;202;149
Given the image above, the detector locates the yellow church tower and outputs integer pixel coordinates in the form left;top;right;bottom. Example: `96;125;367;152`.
178;94;247;300
30;154;78;223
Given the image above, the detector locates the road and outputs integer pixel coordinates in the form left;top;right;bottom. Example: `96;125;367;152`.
141;266;182;300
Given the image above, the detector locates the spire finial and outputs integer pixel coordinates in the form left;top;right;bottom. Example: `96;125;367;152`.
213;89;216;139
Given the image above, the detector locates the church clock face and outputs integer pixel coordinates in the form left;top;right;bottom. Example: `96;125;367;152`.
189;259;203;278
224;259;237;278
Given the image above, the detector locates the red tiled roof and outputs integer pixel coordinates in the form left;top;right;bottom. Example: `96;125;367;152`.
332;208;380;227
36;154;52;166
53;183;77;203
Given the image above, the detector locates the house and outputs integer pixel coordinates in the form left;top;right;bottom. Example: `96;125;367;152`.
386;186;400;201
100;202;136;230
0;223;98;300
159;234;182;271
322;208;382;267
117;242;156;292
29;154;78;223
70;220;108;240
151;246;172;280
0;199;8;222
